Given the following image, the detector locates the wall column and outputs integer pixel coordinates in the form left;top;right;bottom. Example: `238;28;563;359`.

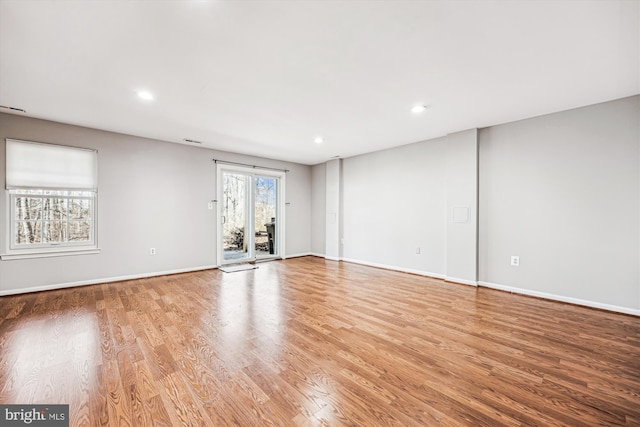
445;129;478;285
325;159;341;260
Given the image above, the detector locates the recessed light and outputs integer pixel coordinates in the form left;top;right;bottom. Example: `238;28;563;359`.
411;105;430;113
314;136;324;144
137;90;154;101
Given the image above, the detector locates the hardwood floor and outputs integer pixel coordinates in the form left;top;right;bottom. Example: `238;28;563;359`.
1;256;639;426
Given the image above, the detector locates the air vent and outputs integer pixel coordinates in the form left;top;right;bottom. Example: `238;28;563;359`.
0;105;26;113
183;138;203;144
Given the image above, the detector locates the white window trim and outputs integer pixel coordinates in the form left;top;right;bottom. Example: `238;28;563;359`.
3;190;100;259
0;248;101;261
8;191;97;250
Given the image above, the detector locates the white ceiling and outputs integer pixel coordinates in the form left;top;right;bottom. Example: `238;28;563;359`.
1;0;638;165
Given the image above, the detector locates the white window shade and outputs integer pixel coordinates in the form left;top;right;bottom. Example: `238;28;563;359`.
6;139;98;191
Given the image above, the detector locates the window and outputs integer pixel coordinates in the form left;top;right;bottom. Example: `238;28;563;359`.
11;189;95;248
5;139;98;256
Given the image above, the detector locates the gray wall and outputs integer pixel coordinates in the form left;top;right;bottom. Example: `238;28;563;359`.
325;159;341;260
310;163;326;255
342;137;448;276
339;129;479;284
479;95;639;310
0;113;311;294
2;95;639;313
445;129;478;284
319;95;639;313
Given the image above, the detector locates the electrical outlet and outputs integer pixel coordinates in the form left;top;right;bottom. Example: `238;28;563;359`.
207;201;214;210
150;248;156;255
416;247;421;254
511;255;519;266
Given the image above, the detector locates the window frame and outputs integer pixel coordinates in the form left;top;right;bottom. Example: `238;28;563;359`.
3;139;100;260
9;189;97;251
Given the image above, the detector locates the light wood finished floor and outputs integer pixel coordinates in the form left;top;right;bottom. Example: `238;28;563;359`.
1;256;639;426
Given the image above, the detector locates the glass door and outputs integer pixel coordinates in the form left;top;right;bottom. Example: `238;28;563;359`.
218;165;285;266
222;171;252;263
254;175;278;259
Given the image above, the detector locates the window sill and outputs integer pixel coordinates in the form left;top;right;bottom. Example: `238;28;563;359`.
0;248;101;261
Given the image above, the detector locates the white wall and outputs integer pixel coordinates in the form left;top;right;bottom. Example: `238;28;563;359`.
0;113;312;294
478;95;640;311
310;163;326;255
342;137;448;276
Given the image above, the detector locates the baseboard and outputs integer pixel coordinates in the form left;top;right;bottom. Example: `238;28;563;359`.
306;253;341;261
283;252;313;259
445;276;478;287
341;257;446;280
477;281;640;317
0;265;217;297
310;254;470;285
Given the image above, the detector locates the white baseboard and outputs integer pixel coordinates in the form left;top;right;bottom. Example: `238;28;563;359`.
478;281;640;317
0;265;217;297
283;252;313;259
307;256;638;316
445;276;478;287
5;259;636;317
341;257;446;280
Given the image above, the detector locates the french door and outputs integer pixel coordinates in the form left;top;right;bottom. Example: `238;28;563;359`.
217;165;285;265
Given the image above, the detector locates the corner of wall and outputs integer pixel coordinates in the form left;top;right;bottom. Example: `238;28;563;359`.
445;129;478;284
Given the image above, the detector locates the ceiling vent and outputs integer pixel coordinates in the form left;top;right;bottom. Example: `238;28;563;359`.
0;105;26;113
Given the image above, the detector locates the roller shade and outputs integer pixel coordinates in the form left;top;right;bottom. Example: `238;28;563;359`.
6;139;97;191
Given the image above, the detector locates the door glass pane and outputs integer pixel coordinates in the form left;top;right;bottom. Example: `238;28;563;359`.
223;172;250;262
255;176;277;257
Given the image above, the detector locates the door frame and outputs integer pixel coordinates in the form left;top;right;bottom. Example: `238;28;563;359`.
216;164;286;266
